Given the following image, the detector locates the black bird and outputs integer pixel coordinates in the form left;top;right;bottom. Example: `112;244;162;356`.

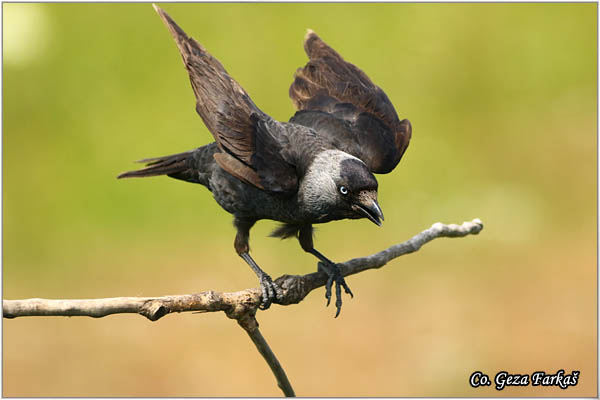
119;5;412;316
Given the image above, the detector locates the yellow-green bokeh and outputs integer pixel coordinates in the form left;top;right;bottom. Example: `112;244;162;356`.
3;2;596;397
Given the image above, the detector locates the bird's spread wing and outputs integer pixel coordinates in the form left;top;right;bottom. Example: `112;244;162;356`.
154;5;298;195
289;30;412;174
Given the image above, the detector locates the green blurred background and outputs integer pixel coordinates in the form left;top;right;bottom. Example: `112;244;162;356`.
2;2;596;397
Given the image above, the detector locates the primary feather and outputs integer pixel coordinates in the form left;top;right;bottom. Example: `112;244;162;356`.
289;30;412;174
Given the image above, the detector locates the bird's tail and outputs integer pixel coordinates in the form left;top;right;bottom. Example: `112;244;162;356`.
117;142;218;187
118;151;193;179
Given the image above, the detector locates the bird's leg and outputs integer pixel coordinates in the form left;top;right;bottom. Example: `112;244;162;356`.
234;218;283;310
298;225;353;317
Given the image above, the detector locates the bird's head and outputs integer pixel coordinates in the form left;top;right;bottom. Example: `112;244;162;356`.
300;150;384;225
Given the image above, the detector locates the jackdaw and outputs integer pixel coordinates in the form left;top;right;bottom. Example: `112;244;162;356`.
119;5;412;316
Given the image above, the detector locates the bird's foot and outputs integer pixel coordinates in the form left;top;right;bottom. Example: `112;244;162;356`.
318;262;354;317
258;273;283;310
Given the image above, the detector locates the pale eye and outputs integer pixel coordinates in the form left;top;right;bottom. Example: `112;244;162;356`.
339;186;349;195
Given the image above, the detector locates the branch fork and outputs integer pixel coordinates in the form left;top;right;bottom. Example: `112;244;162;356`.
3;218;483;397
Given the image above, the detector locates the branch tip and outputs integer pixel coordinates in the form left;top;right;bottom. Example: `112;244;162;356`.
2;218;484;321
2;218;483;398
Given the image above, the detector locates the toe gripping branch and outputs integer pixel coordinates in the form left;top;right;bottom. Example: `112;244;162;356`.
308;248;354;317
240;252;283;310
318;261;354;318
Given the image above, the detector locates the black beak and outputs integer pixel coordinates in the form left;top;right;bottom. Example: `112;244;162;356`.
352;199;385;226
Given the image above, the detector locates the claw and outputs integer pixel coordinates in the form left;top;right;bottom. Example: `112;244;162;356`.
334;281;342;317
258;273;282;310
325;274;334;306
341;280;354;298
318;261;353;317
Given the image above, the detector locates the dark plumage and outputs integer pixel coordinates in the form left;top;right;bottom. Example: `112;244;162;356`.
119;5;412;316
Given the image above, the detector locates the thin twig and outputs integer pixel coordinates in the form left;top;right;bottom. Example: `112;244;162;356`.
237;315;295;397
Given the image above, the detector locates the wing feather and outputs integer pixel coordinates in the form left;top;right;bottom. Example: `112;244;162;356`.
154;5;298;194
289;30;411;173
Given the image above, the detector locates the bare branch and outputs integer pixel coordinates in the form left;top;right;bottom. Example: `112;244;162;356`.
2;218;482;397
238;316;296;397
3;219;483;320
